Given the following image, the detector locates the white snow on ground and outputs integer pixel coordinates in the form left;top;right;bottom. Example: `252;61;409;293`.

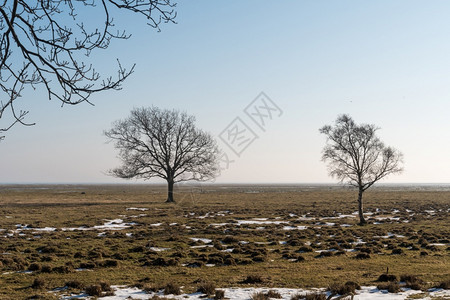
126;207;149;211
374;233;406;239
129;214;148;218
190;237;213;243
148;247;170;252
13;224;58;233
8;219;139;233
283;225;308;230
372;216;401;221
185;211;232;219
32;227;58;232
190;245;214;249
236;219;289;225
61;286;450;300
319;214;356;220
209;223;229;227
92;219;137;230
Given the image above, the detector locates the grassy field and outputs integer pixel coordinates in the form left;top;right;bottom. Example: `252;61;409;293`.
0;184;448;299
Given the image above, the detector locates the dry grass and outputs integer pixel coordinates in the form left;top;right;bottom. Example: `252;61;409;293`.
0;184;449;298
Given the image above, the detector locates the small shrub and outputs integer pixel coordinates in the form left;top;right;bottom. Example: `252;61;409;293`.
207;256;223;265
438;280;450;289
28;263;42;271
79;262;96;269
295;255;305;262
40;265;52;273
197;282;215;295
103;259;119;267
129;245;146;253
304;293;327;300
213;241;224;250
52;265;72;273
252;255;266;262
387;282;401;293
85;284;102;296
237;258;253;265
328;282;356;295
186;261;204;268
87;249;103;259
355;253;371;259
31;278;46;289
315;251;334;258
344;281;361;290
40;256;53;262
7;256;28;271
113;252;126;260
243;275;264;284
425;245;438;252
266;290;282;298
65;280;84;289
151;257;178;267
287;239;303;246
391;248;403;255
163;282;181;295
214;289;225;300
223;236;239;244
251;292;268;300
37;246;58;254
141;283;156;292
298;246;313;253
377;282;400;293
359;247;372;254
377;274;397;282
400;274;423;290
99;281;112;292
224;257;236;265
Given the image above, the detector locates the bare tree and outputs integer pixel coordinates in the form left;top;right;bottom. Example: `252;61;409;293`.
319;114;403;225
105;107;220;203
0;0;176;140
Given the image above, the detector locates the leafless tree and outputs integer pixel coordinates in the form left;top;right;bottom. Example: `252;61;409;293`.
0;0;176;140
320;114;403;225
105;107;220;203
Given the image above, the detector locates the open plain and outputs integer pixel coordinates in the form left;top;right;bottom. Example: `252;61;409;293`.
0;184;448;299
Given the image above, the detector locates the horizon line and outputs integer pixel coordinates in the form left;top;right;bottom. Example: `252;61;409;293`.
1;182;450;186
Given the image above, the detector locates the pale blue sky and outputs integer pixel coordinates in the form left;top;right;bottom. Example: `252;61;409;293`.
1;1;450;184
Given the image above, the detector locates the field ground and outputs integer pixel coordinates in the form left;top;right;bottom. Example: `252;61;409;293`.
0;184;448;299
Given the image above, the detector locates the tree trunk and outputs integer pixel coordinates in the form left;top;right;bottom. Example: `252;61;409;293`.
166;179;175;203
358;188;366;225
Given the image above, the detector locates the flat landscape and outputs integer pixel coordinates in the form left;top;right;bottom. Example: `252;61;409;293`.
0;184;448;299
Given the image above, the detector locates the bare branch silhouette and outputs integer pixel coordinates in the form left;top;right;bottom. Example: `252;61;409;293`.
320;114;403;224
105;107;220;203
0;0;176;139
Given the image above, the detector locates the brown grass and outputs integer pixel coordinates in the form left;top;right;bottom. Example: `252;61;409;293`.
0;184;448;298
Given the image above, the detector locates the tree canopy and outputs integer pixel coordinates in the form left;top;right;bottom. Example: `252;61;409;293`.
320;114;403;224
105;107;220;202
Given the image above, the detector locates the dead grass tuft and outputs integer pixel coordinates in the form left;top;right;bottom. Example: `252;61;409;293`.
163;282;181;295
197;281;215;295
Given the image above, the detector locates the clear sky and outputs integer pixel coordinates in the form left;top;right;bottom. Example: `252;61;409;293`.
1;0;450;184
